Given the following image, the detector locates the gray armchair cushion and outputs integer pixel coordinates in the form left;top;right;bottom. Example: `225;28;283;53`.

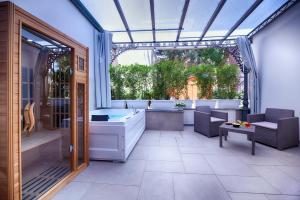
211;117;225;122
265;108;294;123
252;121;278;130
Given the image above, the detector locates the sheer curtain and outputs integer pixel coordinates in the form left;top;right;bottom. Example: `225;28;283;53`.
236;36;260;113
94;30;112;108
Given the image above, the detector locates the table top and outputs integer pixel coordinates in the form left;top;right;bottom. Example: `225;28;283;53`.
220;123;255;133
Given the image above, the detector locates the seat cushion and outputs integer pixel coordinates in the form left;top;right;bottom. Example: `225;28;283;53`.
252;121;278;130
210;117;225;122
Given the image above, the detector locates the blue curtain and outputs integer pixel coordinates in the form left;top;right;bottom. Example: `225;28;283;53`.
236;36;260;113
94;30;112;108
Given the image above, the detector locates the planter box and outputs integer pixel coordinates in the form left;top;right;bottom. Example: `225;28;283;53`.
217;99;241;109
176;100;193;109
126;100;149;109
150;100;176;109
195;99;217;108
111;100;126;109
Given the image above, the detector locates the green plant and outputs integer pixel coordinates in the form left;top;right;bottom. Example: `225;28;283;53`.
152;60;187;99
175;102;186;108
214;64;240;99
192;65;216;99
110;65;126;99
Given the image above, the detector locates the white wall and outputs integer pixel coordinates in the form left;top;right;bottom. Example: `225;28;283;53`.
252;3;300;133
2;0;97;109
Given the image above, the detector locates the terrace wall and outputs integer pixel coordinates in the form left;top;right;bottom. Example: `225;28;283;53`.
0;0;97;110
252;2;300;137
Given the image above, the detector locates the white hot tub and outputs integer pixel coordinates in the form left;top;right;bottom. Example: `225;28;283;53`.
89;109;145;161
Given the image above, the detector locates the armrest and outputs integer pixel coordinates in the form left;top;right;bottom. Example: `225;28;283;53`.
277;117;299;149
211;110;228;121
247;113;265;123
194;111;211;123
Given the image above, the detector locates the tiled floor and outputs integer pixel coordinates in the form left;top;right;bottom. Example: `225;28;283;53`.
53;126;300;200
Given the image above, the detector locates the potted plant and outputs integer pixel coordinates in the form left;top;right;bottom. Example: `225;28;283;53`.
175;102;186;110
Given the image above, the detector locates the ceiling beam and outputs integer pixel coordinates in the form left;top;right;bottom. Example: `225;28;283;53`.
197;0;226;44
248;0;298;39
221;0;263;42
150;0;156;42
113;0;134;42
176;0;190;42
70;0;104;32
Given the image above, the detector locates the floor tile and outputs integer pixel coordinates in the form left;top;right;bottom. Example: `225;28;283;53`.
218;175;279;194
266;195;300;200
52;182;91;200
173;173;230;200
229;192;268;200
205;155;258;176
160;137;178;146
253;166;300;195
147;146;181;161
277;166;300;182
74;160;145;186
182;154;214;174
145;160;184;173
83;184;139;200
138;172;174;200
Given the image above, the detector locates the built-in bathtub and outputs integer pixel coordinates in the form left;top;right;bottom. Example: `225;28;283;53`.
89;109;145;161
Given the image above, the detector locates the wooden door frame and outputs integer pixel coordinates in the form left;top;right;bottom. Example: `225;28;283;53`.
3;2;89;199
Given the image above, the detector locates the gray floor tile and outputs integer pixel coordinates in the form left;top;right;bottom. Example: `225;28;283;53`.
277;166;300;182
205;155;258;176
52;182;91;200
82;184;139;200
229;192;268;200
266;194;300;200
145;160;184;173
182;154;214;174
138;172;174;200
147;146;181;161
218;175;279;194
173;173;230;200
253;166;300;195
74;160;145;186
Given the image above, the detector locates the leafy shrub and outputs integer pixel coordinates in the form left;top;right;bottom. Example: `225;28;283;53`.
192;65;216;99
215;64;239;99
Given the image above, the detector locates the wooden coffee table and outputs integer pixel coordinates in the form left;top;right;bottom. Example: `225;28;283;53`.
219;123;256;155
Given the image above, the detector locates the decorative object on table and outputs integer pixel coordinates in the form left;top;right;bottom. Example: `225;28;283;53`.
175;102;186;110
232;122;240;128
23;102;35;136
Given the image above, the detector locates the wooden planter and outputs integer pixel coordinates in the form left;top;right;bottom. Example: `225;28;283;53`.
0;2;89;199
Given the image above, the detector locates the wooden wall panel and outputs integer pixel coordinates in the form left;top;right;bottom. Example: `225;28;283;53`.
0;2;10;200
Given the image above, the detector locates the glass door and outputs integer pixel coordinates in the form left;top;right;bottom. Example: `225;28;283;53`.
21;27;73;200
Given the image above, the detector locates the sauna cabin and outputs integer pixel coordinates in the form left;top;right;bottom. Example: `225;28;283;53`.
0;2;89;200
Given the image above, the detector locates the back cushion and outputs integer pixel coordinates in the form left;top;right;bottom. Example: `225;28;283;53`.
196;106;211;114
265;108;294;123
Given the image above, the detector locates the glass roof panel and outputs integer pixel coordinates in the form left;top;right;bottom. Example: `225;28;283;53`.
206;0;255;37
112;32;130;43
155;0;185;29
231;0;289;36
156;31;177;42
81;0;126;31
180;0;220;40
132;32;153;42
119;0;151;30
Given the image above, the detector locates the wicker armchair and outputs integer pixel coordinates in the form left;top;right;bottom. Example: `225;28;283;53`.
247;108;299;150
194;106;228;137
